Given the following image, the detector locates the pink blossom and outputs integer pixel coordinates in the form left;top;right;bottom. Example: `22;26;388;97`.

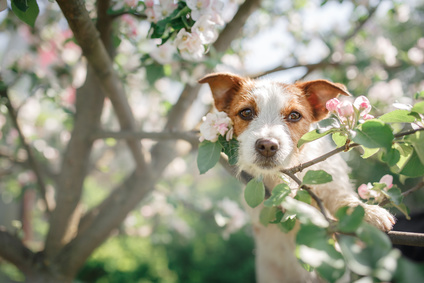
63;87;76;105
357;183;379;200
145;0;154;7
216;123;228;136
354;96;372;116
326;98;341;112
175;29;205;61
358;184;370;199
199;112;233;142
362;114;374;120
122;14;138;36
379;174;393;190
336;100;354;118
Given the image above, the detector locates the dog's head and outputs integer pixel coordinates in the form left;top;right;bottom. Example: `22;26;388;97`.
199;72;350;176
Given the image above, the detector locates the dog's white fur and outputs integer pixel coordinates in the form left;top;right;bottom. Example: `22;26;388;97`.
199;73;395;283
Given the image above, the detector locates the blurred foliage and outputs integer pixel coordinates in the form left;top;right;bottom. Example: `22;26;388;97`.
77;164;255;283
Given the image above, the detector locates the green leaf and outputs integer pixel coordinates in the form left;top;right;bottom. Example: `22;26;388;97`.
378;110;416;123
332;132;347;148
381;187;410;219
302;170;333;185
219;136;239;165
295;190;312;204
298;128;336;148
263;183;291;207
394;256;424;282
381;147;401;167
411;101;424;114
338;235;373;276
357;223;392;252
283;197;329;227
11;0;39;27
390;143;414;174
335;206;365;233
414;90;424;99
383;187;403;205
197;141;222;174
297;225;345;282
296;224;327;245
244;179;265;208
352;120;394;149
360;146;379;159
400;149;424;178
259;206;277;226
12;0;28;11
279;216;296;232
407;131;424;165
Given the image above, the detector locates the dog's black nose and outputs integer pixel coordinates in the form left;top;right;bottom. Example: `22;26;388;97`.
255;139;279;158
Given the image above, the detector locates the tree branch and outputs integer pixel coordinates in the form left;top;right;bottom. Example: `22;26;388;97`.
55;0;148;172
56;170;156;277
0;88;51;213
387;231;424;247
92;130;200;145
44;0;113;260
0;228;36;274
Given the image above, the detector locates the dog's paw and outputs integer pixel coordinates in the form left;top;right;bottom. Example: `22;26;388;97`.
362;204;396;232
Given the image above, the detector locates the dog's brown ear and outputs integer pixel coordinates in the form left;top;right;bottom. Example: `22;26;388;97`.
198;73;246;112
296;80;351;121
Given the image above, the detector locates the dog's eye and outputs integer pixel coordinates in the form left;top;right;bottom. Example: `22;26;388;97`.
287;111;302;122
239;108;255;120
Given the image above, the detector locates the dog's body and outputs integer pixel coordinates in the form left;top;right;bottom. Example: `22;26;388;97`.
199;73;395;283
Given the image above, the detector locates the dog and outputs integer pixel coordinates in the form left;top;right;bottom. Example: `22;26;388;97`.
199;72;396;283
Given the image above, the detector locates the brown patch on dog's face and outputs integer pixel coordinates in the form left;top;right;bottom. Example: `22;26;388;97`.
226;87;258;136
199;73;258;136
276;84;315;146
284;96;315;146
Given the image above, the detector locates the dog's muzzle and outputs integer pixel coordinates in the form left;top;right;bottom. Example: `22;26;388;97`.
255;138;279;158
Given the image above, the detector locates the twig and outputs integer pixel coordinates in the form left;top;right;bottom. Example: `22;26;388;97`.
283;171;331;222
379;180;424;207
92;130;200;145
281;127;424;177
281;142;360;176
402;180;424;198
394;127;424;139
0;88;51;213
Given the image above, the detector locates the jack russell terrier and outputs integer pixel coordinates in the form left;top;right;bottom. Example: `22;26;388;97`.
199;72;395;283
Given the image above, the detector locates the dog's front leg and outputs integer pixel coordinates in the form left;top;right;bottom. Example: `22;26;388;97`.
310;182;395;232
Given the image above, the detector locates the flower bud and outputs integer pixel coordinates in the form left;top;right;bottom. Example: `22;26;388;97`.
336;100;354;118
379;174;393;190
354;96;372;116
326;98;341;112
358;184;370;199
